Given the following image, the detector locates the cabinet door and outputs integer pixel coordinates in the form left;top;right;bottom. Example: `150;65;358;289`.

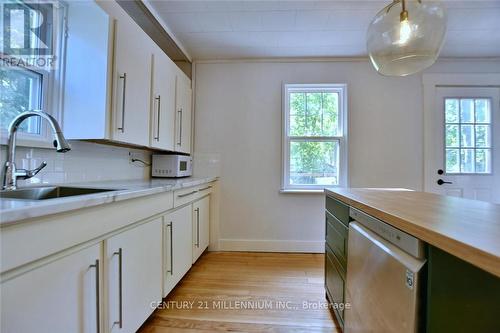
150;46;176;151
192;195;210;263
174;73;192;154
1;244;101;333
106;218;162;333
111;5;151;146
164;205;193;296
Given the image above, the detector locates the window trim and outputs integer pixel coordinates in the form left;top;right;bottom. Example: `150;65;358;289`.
281;83;349;191
0;1;67;149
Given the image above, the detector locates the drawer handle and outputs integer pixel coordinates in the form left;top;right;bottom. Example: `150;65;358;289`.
198;185;212;192
177;190;197;198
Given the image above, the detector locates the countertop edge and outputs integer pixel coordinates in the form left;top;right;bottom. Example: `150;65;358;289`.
325;188;500;278
0;177;219;226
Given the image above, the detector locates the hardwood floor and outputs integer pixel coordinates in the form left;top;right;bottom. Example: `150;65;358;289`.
139;252;339;333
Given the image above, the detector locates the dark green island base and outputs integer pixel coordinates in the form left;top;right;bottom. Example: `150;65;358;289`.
325;195;500;333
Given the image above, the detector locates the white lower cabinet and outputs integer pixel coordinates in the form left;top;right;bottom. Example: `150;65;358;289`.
1;183;215;333
163;205;193;297
106;218;163;333
192;196;210;263
1;243;102;333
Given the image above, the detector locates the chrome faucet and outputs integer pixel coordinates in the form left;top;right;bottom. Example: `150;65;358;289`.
2;111;71;190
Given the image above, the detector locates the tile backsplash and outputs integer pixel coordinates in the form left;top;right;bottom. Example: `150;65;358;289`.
0;141;151;186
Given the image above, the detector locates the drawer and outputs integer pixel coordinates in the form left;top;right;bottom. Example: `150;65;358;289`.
326;195;350;226
173;183;214;208
325;244;346;325
173;186;199;207
197;182;214;198
326;212;348;269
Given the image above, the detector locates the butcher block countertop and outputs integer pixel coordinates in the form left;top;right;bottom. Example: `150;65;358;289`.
325;188;500;278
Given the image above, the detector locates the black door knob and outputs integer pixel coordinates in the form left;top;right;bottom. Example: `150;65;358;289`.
437;179;452;185
437;169;444;175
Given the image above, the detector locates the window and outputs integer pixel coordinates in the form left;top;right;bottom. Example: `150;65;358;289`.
0;67;44;134
445;98;492;174
282;84;348;191
0;1;65;144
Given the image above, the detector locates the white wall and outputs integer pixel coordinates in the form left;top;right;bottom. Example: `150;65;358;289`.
0;141;151;186
193;59;500;252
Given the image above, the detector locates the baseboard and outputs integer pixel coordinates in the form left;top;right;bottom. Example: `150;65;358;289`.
218;239;325;253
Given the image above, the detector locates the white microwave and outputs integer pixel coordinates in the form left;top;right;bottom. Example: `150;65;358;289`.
152;154;192;178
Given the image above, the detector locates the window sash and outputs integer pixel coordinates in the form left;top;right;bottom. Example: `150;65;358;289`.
282;84;348;190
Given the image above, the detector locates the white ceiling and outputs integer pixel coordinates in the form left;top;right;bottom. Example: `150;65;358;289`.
148;0;500;60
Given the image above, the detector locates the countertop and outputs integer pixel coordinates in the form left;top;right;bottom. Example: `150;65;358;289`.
0;177;218;226
325;188;500;278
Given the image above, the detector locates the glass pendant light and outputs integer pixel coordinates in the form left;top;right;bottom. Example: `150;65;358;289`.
367;0;447;76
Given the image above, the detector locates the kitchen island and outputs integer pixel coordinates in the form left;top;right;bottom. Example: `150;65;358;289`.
324;188;500;332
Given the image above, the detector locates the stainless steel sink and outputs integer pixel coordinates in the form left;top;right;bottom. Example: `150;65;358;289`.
0;186;117;200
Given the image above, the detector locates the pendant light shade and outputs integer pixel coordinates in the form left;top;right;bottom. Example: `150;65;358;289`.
367;0;447;76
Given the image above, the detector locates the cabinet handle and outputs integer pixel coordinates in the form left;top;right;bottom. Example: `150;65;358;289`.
177;108;183;146
155;95;161;141
167;222;173;276
195;208;200;248
117;73;127;133
177;190;197;198
198;185;212;192
89;259;100;333
113;248;123;329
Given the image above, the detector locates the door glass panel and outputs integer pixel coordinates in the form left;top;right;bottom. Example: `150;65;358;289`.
460;149;475;173
475;99;491;123
445;149;460;173
445;99;459;123
445;125;459;147
475;149;491;173
475;125;490;148
460;125;474;148
444;98;492;174
460;99;474;123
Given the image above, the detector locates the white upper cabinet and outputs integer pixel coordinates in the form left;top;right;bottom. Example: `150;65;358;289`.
175;71;192;154
150;45;176;151
63;0;192;152
108;2;152;146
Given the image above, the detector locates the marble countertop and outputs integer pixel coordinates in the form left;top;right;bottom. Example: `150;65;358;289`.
0;177;218;226
325;188;500;278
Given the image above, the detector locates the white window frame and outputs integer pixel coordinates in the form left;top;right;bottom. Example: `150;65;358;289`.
0;1;67;148
281;83;349;192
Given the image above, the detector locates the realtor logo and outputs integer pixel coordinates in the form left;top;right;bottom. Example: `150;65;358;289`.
1;2;56;68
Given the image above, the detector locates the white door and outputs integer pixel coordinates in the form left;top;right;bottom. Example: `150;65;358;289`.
163;205;193;297
1;244;101;333
426;87;500;203
106;218;163;333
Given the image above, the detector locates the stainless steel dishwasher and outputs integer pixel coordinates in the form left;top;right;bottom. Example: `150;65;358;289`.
344;208;426;333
